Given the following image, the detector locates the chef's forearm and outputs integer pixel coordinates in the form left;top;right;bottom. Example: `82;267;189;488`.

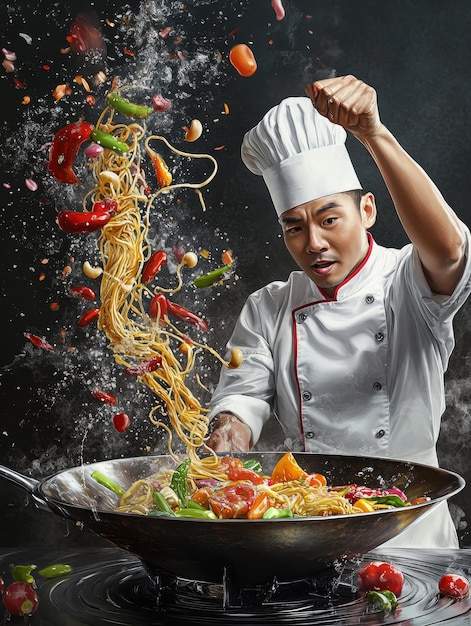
359;124;466;294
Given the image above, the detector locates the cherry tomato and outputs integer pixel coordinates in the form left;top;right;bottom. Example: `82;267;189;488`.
2;581;39;616
357;561;404;596
112;412;131;432
439;573;470;598
271;452;308;483
208;483;256;518
229;43;257;77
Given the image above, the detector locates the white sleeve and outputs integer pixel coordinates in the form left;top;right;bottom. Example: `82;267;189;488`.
208;290;276;445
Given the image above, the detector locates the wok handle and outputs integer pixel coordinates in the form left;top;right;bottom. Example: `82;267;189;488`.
0;464;50;512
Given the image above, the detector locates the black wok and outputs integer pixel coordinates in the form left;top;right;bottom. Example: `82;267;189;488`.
0;453;464;586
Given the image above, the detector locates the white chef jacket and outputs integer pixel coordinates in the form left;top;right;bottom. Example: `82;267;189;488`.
209;228;471;548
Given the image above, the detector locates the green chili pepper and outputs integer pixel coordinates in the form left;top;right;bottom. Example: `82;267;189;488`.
243;459;263;473
170;459;191;507
38;564;72;578
262;507;293;519
153;491;175;516
187;499;207;511
107;93;153;119
193;264;233;289
12;564;36;584
364;495;406;508
174;508;218;519
91;470;125;497
366;590;396;612
379;590;398;610
90;129;129;155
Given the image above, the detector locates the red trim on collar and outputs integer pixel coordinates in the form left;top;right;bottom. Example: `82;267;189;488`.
319;232;374;301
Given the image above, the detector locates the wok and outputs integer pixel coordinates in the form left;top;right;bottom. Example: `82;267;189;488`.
0;452;464;587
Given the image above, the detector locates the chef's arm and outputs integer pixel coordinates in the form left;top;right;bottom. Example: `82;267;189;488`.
306;75;466;296
206;412;252;452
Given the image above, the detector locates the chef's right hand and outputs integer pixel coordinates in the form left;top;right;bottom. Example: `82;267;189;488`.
206;412;251;452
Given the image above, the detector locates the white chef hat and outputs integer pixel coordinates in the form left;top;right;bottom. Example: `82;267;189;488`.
241;96;362;216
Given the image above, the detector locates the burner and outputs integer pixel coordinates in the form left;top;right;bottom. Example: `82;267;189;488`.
0;548;470;625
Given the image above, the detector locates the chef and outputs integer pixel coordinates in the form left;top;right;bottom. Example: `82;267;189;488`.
206;75;471;548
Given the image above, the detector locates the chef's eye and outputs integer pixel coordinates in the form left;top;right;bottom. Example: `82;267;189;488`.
285;225;302;234
323;217;338;226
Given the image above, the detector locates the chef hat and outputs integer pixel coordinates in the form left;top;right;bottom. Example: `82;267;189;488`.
241;96;362;216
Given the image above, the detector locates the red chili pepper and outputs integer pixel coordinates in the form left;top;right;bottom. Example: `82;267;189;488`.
91;198;118;214
78;307;100;327
149;293;168;320
58;210;112;233
112;412;131;432
123;356;162;376
142;250;167;284
46;121;94;184
57;199;117;234
69;286;96;300
24;332;55;351
167;300;209;332
92;390;117;405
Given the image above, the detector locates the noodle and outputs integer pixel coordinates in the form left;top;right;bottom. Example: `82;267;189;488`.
84;98;226;475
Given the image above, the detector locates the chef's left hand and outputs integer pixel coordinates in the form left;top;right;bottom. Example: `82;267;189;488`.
305;74;382;139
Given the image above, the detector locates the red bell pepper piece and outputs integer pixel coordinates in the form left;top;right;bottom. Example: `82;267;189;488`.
142;250;167;284
149;293;168;320
78;307;100;327
57;198;117;233
92;390;117;405
46;121;94;184
24;332;55;351
167;300;208;332
123;357;162;376
69;286;96;300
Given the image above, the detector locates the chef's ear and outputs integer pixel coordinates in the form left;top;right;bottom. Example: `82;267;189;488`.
360;192;377;228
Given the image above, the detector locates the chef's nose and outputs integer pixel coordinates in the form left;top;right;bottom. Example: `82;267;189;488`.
306;226;328;253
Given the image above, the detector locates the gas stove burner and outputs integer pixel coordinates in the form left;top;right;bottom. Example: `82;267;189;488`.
0;547;470;625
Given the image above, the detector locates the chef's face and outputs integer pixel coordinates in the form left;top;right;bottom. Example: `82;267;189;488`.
280;191;377;296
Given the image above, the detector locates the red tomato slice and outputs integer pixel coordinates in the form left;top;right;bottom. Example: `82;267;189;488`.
208;483;256;519
226;466;264;485
439;573;470;598
357;561;404;596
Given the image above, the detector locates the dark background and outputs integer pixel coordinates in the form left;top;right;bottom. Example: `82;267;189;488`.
1;0;470;549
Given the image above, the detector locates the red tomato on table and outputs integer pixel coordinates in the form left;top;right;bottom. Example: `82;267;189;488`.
357;561;404;596
439;573;470;598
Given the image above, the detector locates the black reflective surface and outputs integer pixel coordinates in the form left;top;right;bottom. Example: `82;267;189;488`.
1;547;471;625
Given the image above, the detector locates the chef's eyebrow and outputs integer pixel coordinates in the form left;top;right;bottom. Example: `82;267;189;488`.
278;201;341;224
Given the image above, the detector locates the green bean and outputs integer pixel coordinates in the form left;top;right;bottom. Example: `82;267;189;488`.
262;507;293;519
90;129;129;155
193;264;233;289
153;491;175;516
170;459;190;507
174;508;217;519
38;564;72;578
107;93;153;119
90;470;125;497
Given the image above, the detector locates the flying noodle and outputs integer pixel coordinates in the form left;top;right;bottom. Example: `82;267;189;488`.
82;98;228;476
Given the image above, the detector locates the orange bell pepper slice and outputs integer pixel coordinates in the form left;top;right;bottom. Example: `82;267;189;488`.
271;452;308;483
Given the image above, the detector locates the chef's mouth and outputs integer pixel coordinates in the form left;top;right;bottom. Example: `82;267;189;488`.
311;260;336;275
